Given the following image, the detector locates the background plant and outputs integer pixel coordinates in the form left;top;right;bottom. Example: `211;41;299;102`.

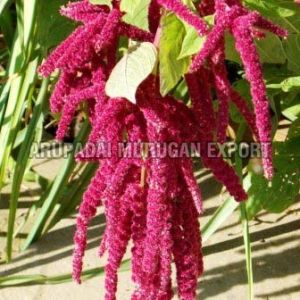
0;0;299;299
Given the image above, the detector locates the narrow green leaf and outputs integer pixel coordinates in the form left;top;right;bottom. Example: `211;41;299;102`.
6;78;49;262
45;163;97;232
22;121;91;250
23;0;38;60
0;0;12;17
236;124;254;300
0;7;14;49
202;197;239;243
240;203;254;300
106;42;157;104
0;259;130;287
0;56;39;189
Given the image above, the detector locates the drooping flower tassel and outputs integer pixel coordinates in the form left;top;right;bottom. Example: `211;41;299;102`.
210;41;230;143
72;162;109;283
185;71;247;201
232;13;274;179
60;1;109;23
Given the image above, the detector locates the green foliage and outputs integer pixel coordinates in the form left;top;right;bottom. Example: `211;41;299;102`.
0;0;12;16
244;0;300;33
159;13;190;96
121;0;150;31
284;34;300;73
36;0;76;51
178;15;214;59
246;138;300;219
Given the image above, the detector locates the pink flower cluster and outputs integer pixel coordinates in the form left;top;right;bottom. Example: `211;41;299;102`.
40;0;287;299
158;0;288;179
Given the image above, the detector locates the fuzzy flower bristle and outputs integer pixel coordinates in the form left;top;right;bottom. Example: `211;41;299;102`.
40;0;287;298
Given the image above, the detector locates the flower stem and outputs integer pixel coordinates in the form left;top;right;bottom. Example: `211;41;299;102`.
235;124;254;300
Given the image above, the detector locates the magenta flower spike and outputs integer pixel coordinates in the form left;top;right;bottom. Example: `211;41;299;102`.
190;5;243;73
180;159;203;214
95;9;122;52
49;71;73;113
72;163;108;283
119;23;155;42
232;13;274;179
39;26;85;76
55;85;100;140
60;1;109;23
148;0;161;33
210;42;231;143
185;71;247;201
172;189;203;300
198;0;215;16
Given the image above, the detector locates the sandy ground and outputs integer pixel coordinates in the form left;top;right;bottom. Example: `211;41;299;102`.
0;157;299;300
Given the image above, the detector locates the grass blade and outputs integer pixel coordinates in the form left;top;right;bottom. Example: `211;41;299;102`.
0;56;38;189
235;124;254;300
240;203;254;300
6;77;49;262
45;163;97;232
202;196;239;243
23;0;38;63
22;121;91;250
0;7;14;49
0;0;12;17
0;259;130;287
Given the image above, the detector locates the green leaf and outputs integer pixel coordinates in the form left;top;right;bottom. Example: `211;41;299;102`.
0;0;12;17
121;0;150;31
89;0;112;8
178;15;214;59
240;203;254;300
202;197;239;243
246;140;300;218
6;78;49;262
22;122;91;250
106;42;157;104
226;32;286;65
288;117;300;140
36;0;76;51
280;76;300;92
159;13;190;96
283;34;300;74
0;259;130;287
45;163;97;232
244;0;300;34
282;103;300;122
255;33;286;64
225;33;241;63
0;4;14;48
